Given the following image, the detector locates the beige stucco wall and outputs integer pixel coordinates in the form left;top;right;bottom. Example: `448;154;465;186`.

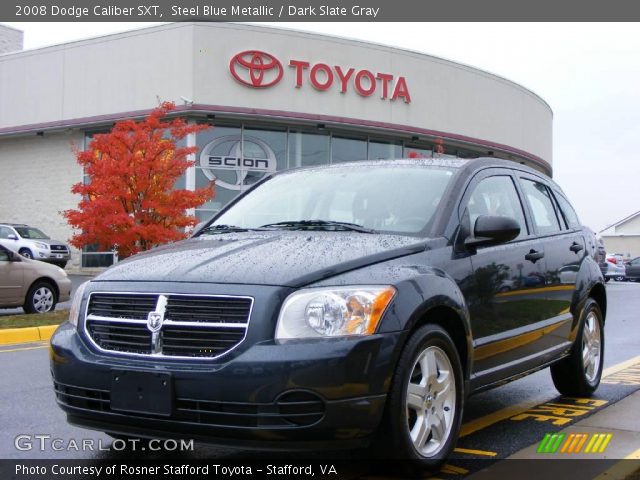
601;235;640;259
0;23;553;168
0;132;83;267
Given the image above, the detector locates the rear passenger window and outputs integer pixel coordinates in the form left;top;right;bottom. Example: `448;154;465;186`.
554;193;581;229
521;179;561;235
466;176;528;239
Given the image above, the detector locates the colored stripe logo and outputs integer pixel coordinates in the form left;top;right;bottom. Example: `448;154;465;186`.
537;433;613;454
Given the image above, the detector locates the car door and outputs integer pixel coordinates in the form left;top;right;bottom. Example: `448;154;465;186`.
626;257;640;280
458;169;549;384
517;176;583;349
0;247;24;305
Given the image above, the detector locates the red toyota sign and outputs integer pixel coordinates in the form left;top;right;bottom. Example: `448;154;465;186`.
229;50;284;88
229;50;411;103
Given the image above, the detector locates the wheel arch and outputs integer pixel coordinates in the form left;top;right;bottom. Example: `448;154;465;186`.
588;282;607;322
407;303;472;385
27;277;60;301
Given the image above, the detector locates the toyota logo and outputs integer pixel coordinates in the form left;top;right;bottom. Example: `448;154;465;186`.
229;50;283;88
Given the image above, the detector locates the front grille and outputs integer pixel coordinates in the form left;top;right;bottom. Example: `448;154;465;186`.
87;320;152;354
50;244;69;252
84;292;252;359
54;380;325;428
88;293;157;320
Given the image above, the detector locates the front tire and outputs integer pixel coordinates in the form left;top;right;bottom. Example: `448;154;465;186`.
19;248;33;259
23;281;57;313
377;324;463;472
550;298;604;396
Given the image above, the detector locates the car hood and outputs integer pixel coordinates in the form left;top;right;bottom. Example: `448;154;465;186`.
28;238;68;246
95;231;430;287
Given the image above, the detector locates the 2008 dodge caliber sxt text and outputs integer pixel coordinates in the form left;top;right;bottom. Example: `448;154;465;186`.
51;158;606;470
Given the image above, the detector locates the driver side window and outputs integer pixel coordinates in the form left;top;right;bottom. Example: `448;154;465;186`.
0;226;13;239
0;249;9;262
466;175;528;239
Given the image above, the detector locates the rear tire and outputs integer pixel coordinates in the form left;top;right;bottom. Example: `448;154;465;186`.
550;298;604;396
375;324;463;473
614;275;625;282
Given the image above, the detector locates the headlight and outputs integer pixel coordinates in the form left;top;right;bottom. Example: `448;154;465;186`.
275;286;396;339
34;242;49;249
68;281;89;327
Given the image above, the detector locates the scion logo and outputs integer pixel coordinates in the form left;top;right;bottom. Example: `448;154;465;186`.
229;50;284;88
199;135;277;191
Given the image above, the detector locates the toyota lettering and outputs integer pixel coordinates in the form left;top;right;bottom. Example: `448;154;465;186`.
229;50;411;103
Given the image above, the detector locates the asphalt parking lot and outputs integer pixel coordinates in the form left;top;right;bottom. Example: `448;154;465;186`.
1;281;639;477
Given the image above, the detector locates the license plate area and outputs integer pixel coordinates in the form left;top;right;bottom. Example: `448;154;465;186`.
110;370;173;416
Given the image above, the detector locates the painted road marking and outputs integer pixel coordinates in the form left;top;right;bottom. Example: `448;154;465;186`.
460;358;640;437
510;398;608;426
453;447;497;457
0;343;48;353
601;364;640;386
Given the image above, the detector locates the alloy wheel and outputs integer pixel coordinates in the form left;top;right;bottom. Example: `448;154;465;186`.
582;311;602;383
405;346;456;457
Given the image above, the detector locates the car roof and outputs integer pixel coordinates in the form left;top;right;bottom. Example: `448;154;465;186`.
276;157;561;191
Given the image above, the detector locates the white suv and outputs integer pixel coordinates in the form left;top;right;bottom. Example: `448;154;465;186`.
0;223;70;268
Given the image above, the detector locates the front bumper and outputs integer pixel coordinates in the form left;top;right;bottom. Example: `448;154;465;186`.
33;247;70;263
50;322;403;450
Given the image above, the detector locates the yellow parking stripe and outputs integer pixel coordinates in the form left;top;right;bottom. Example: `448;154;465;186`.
461;356;640;438
453;447;497;457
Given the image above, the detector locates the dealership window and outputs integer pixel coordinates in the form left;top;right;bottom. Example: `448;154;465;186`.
288;130;330;168
331;136;367;163
369;140;402;160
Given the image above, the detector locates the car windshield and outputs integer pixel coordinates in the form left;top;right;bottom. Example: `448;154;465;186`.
208;164;455;235
15;227;49;239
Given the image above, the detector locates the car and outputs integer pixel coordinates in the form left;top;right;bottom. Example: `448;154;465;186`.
0;244;72;313
50;158;606;471
603;252;626;282
625;256;640;282
0;223;71;268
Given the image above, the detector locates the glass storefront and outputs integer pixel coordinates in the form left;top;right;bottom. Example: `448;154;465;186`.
81;119;483;267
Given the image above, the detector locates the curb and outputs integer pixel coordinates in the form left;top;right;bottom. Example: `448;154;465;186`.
0;325;58;346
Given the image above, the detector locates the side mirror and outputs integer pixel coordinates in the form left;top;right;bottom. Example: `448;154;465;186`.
465;215;520;248
7;234;17;240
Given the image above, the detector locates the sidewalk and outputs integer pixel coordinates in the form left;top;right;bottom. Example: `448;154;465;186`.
467;390;640;479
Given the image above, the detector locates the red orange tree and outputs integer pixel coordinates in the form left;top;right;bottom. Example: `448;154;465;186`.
64;102;213;258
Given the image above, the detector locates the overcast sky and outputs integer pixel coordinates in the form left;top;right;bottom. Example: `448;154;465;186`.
4;22;640;233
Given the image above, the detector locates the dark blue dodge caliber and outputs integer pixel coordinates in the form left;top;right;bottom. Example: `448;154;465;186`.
50;158;606;469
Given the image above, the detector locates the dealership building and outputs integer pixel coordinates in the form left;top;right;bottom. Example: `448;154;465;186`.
0;22;553;269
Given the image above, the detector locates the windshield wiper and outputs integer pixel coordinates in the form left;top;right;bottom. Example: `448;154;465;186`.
197;224;258;235
259;220;375;233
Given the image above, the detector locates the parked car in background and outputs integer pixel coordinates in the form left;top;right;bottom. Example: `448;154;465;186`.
51;158;606;471
0;244;71;313
603;253;626;282
0;223;70;268
625;257;640;282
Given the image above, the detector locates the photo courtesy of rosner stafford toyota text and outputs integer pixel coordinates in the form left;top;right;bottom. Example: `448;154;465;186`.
1;1;640;479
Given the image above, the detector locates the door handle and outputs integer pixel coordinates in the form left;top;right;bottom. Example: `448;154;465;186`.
525;249;544;263
570;242;584;253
